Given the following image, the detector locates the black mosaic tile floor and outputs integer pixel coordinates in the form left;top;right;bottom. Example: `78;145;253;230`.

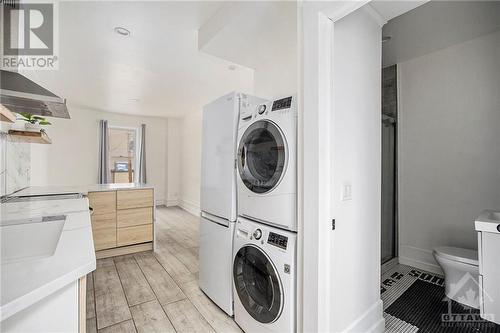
381;264;500;333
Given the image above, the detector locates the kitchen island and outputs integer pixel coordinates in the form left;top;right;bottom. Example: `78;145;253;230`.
14;183;156;259
1;195;95;332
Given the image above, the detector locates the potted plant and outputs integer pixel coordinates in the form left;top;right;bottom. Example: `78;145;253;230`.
17;112;51;132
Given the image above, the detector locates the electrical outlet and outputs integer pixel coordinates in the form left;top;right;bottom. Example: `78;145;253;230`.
341;183;352;201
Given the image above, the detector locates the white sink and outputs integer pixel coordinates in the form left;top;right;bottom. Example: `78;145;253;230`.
1;216;66;264
475;209;500;233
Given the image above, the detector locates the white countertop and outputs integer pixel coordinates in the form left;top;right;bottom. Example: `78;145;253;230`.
0;197;96;321
13;183;154;197
475;209;500;233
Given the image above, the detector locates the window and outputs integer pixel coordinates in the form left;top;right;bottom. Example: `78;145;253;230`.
108;127;138;183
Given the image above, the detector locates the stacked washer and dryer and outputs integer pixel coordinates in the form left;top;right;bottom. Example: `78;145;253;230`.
200;93;297;333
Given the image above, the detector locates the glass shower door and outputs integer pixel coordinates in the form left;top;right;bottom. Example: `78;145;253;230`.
381;115;397;264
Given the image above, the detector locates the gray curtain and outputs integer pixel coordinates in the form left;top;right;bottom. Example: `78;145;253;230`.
137;124;147;183
98;120;109;184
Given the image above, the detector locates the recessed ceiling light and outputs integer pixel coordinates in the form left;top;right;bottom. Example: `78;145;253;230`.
130;98;140;102
114;27;131;37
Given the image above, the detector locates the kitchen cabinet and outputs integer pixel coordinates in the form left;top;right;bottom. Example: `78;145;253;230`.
88;188;154;257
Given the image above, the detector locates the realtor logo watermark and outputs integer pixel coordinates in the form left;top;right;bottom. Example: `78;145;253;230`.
441;272;496;328
1;1;59;70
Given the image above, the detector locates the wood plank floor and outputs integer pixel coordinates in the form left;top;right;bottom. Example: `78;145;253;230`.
86;206;242;333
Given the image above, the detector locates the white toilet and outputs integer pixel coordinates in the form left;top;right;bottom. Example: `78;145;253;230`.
433;246;480;309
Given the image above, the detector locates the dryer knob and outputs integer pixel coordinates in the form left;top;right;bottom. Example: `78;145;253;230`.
257;105;266;114
253;229;262;240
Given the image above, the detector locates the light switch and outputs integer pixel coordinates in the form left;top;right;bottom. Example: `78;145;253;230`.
341;183;352;201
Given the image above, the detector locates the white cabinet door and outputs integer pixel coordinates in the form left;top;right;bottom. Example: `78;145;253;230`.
198;216;234;316
481;231;500;325
201;93;239;221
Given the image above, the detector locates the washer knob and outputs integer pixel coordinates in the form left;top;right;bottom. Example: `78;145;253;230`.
497;224;500;233
253;229;262;240
257;105;266;114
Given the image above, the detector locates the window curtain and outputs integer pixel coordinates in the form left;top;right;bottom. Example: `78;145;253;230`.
98;120;109;184
137;124;147;183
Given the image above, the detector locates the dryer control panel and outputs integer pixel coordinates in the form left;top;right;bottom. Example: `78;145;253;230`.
271;96;292;111
268;232;288;250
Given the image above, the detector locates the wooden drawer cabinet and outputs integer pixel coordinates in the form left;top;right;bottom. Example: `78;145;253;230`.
88;188;154;258
117;207;153;228
117;189;153;209
91;211;116;250
88;191;116;214
117;224;153;247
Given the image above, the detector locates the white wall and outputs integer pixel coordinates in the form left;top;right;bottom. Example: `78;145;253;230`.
166;118;181;206
178;109;203;215
29;106;172;205
398;31;500;273
329;6;383;332
253;56;298;100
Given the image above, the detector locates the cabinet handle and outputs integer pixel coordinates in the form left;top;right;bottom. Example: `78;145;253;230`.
89;206;94;216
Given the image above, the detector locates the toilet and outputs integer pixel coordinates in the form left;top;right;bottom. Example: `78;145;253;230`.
433;246;480;309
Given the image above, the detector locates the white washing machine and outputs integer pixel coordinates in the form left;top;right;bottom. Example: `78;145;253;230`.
237;95;297;231
232;217;296;333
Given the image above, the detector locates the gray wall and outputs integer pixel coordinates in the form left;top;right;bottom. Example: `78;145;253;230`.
397;30;500;273
383;1;500;67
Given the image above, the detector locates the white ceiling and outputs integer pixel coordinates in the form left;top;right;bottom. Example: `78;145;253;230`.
23;1;255;118
198;1;297;70
370;0;430;22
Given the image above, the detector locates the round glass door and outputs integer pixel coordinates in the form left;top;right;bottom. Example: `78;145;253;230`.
238;120;286;194
233;245;283;323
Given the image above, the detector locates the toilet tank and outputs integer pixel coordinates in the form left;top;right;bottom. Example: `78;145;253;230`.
475;210;500;325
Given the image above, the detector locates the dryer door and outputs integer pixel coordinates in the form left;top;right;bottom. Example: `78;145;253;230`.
233;245;283;323
238;120;286;194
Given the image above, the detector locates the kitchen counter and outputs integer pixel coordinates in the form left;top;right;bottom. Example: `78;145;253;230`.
13;183;153;197
0;197;96;322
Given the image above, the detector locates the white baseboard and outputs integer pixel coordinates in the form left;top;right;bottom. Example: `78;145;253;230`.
179;199;200;217
399;245;443;275
343;299;385;333
165;199;179;207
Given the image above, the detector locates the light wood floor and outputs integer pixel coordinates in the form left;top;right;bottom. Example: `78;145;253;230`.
86;206;242;333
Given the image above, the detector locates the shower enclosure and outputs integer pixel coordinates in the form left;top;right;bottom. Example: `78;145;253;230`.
381;65;398;266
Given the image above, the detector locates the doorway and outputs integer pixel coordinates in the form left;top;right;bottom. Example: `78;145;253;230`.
381;65;398;267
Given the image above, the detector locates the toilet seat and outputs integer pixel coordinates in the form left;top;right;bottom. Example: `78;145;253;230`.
433;246;478;266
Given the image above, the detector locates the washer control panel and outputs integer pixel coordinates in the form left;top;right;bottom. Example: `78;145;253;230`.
267;232;288;250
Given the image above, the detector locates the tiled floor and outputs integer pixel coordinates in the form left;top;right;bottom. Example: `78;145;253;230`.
381;264;500;333
86;206;242;333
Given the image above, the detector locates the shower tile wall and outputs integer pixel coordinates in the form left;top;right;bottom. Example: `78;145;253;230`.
0;133;31;196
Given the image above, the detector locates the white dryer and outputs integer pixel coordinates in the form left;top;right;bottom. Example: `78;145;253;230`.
232;217;296;333
237;95;297;231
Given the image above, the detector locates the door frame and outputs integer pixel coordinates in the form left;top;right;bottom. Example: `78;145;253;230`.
299;1;380;332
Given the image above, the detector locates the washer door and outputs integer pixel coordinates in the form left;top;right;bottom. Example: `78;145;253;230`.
238;120;286;194
233;245;283;323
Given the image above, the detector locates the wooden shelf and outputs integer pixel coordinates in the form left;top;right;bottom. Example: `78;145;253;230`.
8;130;52;144
1;105;16;123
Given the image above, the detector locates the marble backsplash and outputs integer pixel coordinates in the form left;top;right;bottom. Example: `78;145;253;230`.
0;133;31;196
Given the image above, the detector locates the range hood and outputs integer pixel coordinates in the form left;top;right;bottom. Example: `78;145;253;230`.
0;70;70;119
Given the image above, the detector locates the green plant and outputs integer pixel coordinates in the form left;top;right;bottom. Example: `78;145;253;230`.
17;112;51;125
